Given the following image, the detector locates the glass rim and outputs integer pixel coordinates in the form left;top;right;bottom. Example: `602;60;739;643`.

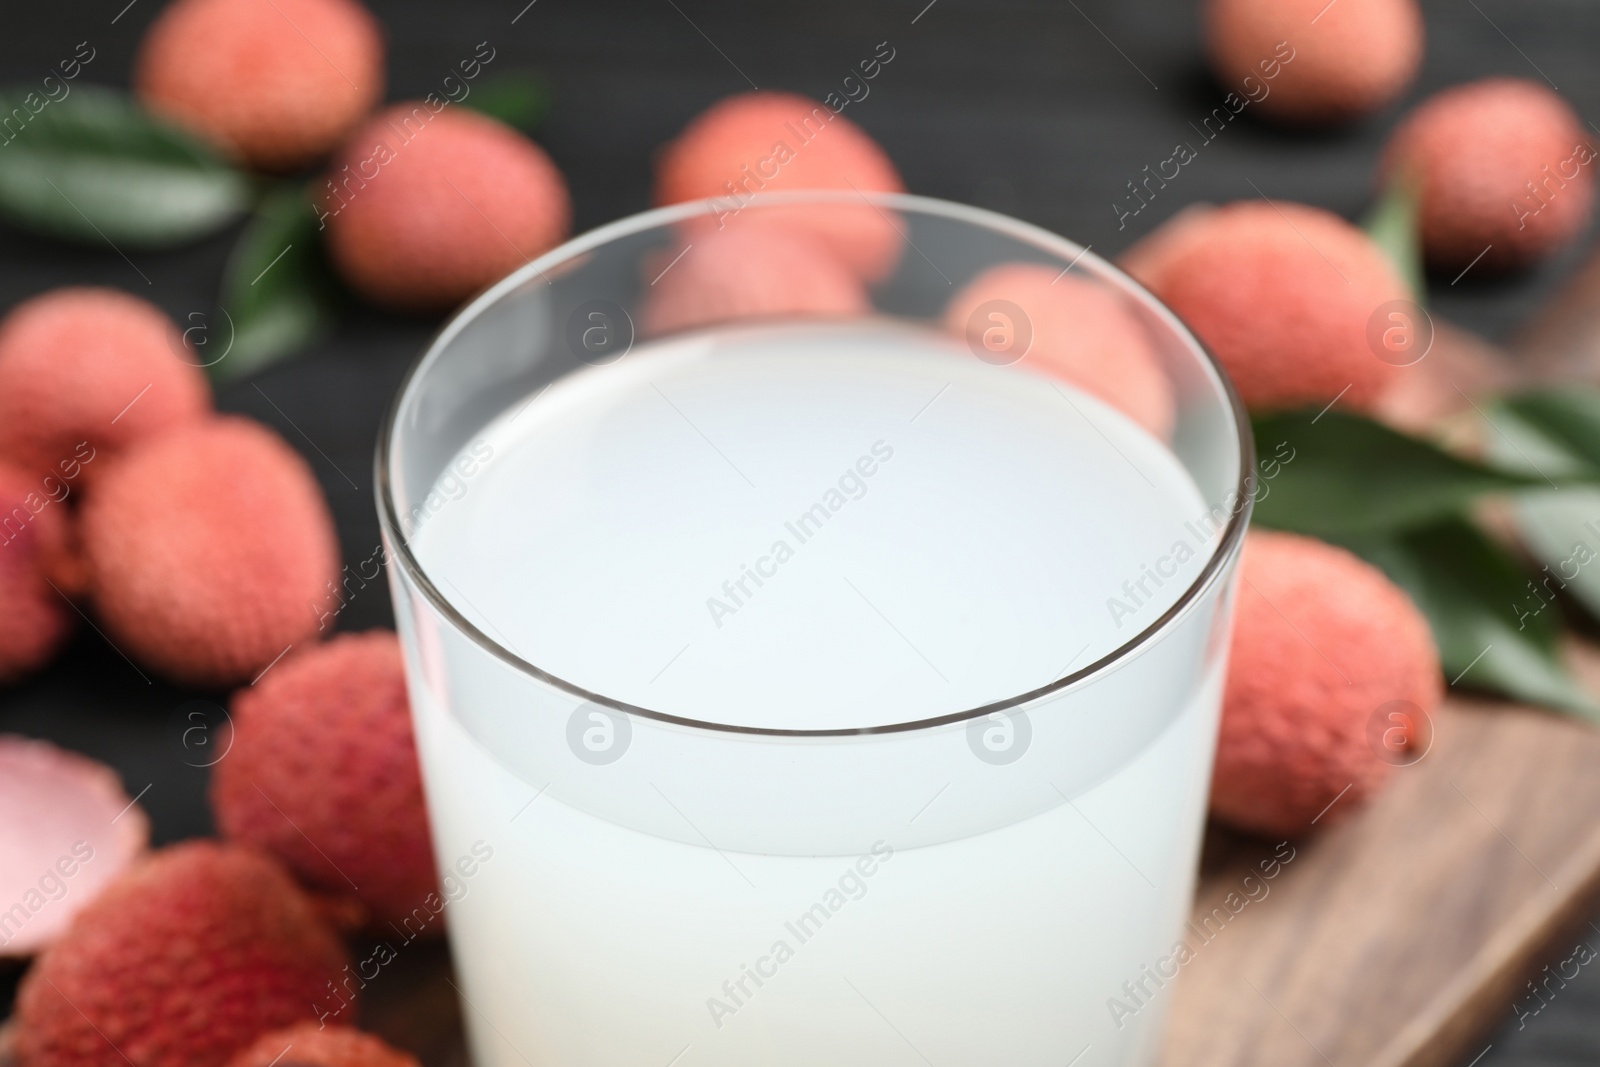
374;191;1256;738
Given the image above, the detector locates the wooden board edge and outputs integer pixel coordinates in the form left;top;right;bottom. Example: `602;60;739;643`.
1372;812;1600;1067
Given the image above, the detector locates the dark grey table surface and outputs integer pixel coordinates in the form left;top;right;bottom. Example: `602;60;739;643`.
3;0;1599;1062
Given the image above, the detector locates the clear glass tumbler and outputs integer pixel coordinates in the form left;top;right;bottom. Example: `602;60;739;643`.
377;193;1252;1067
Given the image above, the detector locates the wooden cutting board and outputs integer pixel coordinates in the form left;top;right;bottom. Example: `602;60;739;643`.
1155;646;1600;1067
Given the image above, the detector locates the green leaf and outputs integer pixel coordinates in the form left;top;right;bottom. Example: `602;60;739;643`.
1500;388;1600;471
1484;390;1600;621
1335;520;1600;719
1506;488;1600;621
0;84;249;248
208;183;339;383
463;70;551;131
1363;179;1424;301
1251;409;1551;537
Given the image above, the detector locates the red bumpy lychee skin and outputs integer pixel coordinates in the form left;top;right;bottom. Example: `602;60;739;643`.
81;417;340;687
226;1025;419;1067
1211;530;1442;837
0;737;150;958
211;631;439;931
942;264;1175;439
323;104;571;311
641;222;869;336
0;461;72;682
14;842;352;1067
0;288;210;484
654;91;905;280
135;0;384;172
1382;78;1597;273
1204;0;1422;125
1123;200;1411;413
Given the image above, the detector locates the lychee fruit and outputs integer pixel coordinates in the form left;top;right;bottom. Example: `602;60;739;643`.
1212;529;1442;837
1123;200;1410;413
0;737;149;957
1116;203;1216;291
211;631;439;931
640;222;869;336
135;0;384;172
80;416;339;687
1381;78;1596;273
0;288;210;484
322;104;571;311
1204;0;1422;125
13;841;352;1067
0;461;73;682
226;1025;419;1067
654;91;905;280
942;263;1175;438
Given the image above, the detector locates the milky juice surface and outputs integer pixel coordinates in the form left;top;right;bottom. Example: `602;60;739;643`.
404;318;1228;1066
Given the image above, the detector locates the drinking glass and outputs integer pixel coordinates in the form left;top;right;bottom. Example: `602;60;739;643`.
377;192;1252;1067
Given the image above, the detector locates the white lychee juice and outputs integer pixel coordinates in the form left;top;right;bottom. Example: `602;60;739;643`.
398;318;1238;1067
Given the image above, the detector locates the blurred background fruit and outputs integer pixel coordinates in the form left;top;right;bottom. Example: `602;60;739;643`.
640;220;868;336
946;263;1175;437
1381;77;1596;274
1123;200;1410;412
322;104;569;311
654;91;904;280
1203;0;1422;125
0;288;209;481
135;0;385;172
